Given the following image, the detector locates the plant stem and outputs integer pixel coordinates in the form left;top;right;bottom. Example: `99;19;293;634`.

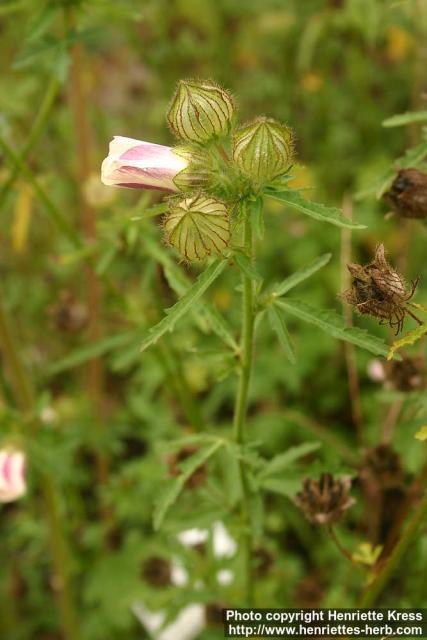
233;208;256;605
0;288;80;640
360;489;427;606
65;6;111;534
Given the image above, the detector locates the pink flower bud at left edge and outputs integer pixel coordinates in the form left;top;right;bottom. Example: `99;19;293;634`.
0;448;27;503
101;136;188;192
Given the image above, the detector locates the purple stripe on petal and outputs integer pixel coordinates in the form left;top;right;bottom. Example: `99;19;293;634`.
120;143;171;162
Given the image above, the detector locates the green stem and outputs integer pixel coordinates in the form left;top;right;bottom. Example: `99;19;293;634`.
0;288;80;640
233;207;256;605
360;490;427;606
0;76;61;209
0;135;81;248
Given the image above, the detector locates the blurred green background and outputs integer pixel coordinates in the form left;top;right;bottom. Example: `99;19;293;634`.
1;0;427;638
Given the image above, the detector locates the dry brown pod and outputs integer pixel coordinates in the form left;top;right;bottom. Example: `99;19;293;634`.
384;168;427;219
294;473;355;525
342;244;420;334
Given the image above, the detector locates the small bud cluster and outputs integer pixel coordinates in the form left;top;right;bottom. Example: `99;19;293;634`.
163;80;294;261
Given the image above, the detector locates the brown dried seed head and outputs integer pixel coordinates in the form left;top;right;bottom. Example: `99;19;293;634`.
142;556;171;587
384;168;427;219
364;444;403;489
385;356;426;392
295;473;355;525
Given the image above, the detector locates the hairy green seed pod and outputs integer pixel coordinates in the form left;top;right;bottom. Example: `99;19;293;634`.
164;193;230;261
232;117;294;188
167;80;235;143
172;146;213;191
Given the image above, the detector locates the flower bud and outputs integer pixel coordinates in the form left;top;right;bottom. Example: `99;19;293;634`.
167;80;235;143
172;146;213;191
0;448;26;503
164;193;230;261
101;136;187;192
232;117;294;188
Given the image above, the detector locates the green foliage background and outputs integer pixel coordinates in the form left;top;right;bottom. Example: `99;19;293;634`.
0;0;426;638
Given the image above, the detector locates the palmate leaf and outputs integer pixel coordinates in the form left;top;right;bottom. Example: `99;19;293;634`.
270;253;331;297
276;298;391;357
140;258;227;353
267;303;296;363
153;441;223;530
383;111;427;127
265;189;365;229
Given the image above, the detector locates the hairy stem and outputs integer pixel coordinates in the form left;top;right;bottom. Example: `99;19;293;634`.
0;289;80;640
233;208;256;605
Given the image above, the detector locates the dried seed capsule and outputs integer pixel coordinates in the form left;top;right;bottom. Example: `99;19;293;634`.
167;80;235;143
384;168;427;219
232;116;294;188
342;243;419;335
363;444;403;489
295;473;355;525
142;556;171;587
164;193;230;261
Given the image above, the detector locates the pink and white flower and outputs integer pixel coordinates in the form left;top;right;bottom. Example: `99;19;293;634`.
0;448;26;503
101;136;187;192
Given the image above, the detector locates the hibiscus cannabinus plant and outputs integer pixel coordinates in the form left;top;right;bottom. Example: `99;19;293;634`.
100;79;398;604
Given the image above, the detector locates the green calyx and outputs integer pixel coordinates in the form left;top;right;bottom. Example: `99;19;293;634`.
164;193;230;261
233;117;294;189
167;79;235;144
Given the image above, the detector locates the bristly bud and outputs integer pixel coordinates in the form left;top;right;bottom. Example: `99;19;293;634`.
142;556;171;587
172;145;213;191
363;444;403;490
295;473;355;525
232;117;294;189
384;168;427;219
167;80;235;143
164;193;230;261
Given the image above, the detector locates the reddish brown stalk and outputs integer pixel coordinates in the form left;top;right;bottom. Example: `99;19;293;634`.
341;195;363;443
66;8;111;530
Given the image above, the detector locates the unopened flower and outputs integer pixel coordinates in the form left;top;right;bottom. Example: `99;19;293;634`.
164;193;230;261
295;473;355;525
167;80;235;143
233;116;294;189
342;243;419;334
101;136;187;192
0;448;26;503
384;168;427;219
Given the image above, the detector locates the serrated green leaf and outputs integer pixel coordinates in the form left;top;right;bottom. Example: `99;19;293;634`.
140;258;227;353
276;299;391;357
47;332;137;375
388;323;427;360
383;111;427;127
153;441;223;530
259;442;321;480
267;304;296;363
265;189;365;229
271;253;332;297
